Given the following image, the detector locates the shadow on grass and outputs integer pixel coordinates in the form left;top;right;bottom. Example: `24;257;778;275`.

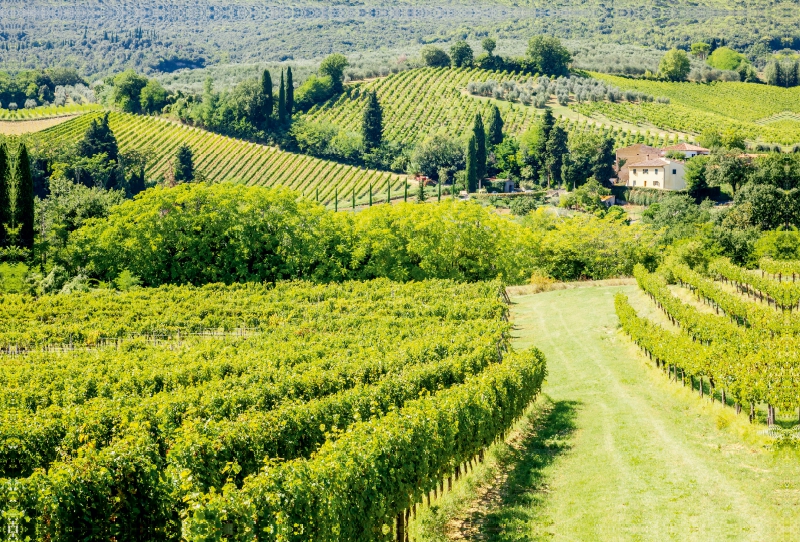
465;396;580;541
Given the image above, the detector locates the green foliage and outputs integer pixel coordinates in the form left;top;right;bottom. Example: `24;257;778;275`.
764;59;799;88
509;195;538;216
450;41;474;68
37;177;125;253
139;79;168;114
658;48;691;82
420;46;450;68
411;133;465;180
559;177;610;212
293;75;335;113
754;228;800;261
0;279;526;539
524;208;660;280
173;144;194;184
706;150;752;194
361;90;383;150
65;183;341;285
14;144;35;249
482;38;497;55
641;194;712;242
260;69;274;126
319;53;349;93
707;46;747;71
465;132;478;192
182;348;546;542
526;35;572;77
77;112;119;163
286;66;294;118
544;124;568;188
473;113;487;180
565;132;615;186
684;154;710;197
35;111;401;203
278;70;286;125
697;130;723;150
111;69;149;113
690;42;711;60
487;104;504;147
0;143;9;245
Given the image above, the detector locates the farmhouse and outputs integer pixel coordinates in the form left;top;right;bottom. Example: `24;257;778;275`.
626;157;687;190
616;143;709;191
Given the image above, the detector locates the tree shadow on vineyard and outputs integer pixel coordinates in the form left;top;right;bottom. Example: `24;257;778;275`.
459;396;578;541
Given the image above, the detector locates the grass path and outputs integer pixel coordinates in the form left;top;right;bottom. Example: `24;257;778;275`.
440;285;799;541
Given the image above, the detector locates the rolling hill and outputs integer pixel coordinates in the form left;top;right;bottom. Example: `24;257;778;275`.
28;112;405;205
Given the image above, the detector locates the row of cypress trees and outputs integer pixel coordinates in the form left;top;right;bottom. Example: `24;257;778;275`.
465;105;504;192
0;142;34;249
260;67;294;127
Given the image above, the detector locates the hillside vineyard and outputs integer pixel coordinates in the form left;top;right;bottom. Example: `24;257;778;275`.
0;280;546;540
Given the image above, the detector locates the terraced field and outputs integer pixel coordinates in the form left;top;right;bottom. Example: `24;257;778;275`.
575;74;800;146
305;67;688;150
29;112;405;205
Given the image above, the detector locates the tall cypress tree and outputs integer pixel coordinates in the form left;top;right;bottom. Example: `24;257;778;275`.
472;113;487;180
261;69;274;127
278;71;286;125
465;133;478;193
286;67;294;118
361;91;383;150
14;144;35;249
545;124;569;189
0;143;9;246
173;144;194;184
532;108;555;177
487;105;504;146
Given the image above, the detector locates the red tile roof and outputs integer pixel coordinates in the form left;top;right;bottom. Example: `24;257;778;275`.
628;158;669;167
662;143;709;152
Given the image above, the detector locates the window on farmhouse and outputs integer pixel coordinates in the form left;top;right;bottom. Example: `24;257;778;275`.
672;169;677;174
643;169;649;174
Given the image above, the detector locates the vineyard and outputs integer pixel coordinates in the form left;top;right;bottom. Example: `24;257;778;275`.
0;103;102;121
617;258;800;427
575;74;800;146
26;112;405;206
0;279;547;541
305;67;692;150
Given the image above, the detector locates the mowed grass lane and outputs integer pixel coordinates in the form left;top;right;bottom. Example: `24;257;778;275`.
477;285;800;541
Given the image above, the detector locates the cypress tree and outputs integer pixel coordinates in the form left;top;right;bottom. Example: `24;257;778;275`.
78;112;119;162
532;109;555;175
417;179;426;203
261;69;274;126
472;113;487;180
14;144;35;249
278;71;286;124
286;67;294;118
173;144;194;183
465;133;478;193
128;166;146;197
361;91;383;150
487;105;504;146
545;124;569;189
0;143;9;246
